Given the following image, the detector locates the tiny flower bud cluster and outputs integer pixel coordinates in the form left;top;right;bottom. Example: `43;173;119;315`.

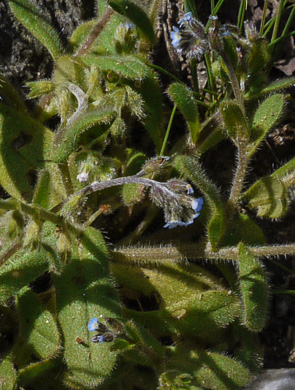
149;178;204;229
170;12;209;60
88;317;116;343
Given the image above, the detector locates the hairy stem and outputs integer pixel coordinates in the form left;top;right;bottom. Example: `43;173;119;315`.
228;137;248;207
75;7;114;56
111;242;295;264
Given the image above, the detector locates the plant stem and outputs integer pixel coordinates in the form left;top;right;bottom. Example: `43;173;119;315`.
228;137;248;206
75;7;114;56
111;242;295;264
160;104;177;156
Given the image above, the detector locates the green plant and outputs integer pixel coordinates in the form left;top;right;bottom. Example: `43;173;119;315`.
1;0;295;389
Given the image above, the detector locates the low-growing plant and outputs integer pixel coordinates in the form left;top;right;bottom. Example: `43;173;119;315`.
1;0;295;389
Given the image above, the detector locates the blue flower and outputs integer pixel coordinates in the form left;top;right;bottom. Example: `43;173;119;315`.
192;197;204;214
92;334;104;343
171;26;181;50
163;197;204;229
88;318;99;332
178;12;193;27
164;220;187;229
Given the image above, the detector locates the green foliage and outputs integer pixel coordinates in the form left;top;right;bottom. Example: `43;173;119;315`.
0;104;54;201
1;2;295;389
53;227;121;388
8;0;64;61
249;93;285;156
168;83;200;144
108;0;156;44
221;100;249;140
237;243;269;331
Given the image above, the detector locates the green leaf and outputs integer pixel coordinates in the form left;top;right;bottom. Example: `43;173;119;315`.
238;243;269;331
53;107;116;163
167;347;251;390
0;358;16;390
0;104;54;201
122;183;146;206
8;0;63;61
139;71;164;153
17;358;60;388
248;93;284;156
82;54;150;79
221;100;250;140
258;76;295;95
109;0;156;44
0;249;48;304
27;80;56;99
14;287;60;365
242;176;289;219
53;227;121;388
219;212;265;246
168;83;200;143
0;74;27;112
193;350;251;389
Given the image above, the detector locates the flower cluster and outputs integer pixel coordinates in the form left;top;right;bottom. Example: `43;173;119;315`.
149;178;204;229
170;12;209;60
88;316;124;343
88;317;115;343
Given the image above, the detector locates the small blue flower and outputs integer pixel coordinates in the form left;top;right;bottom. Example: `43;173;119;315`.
163;197;204;229
88;318;99;332
171;26;181;50
192;197;204;213
92;334;104;343
178;12;193;27
186;185;194;195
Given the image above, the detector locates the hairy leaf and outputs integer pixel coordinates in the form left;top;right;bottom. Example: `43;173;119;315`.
0;358;16;390
242;176;289;218
109;0;156;44
53;107;115;163
221;100;249;140
14;287;60;366
238;243;269;331
82;54;150;79
168;83;200;143
0;104;54;201
53;227;121;388
248;93;284;156
0;249;49;304
8;0;63;60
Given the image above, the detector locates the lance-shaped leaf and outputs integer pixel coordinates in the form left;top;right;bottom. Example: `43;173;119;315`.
53;227;121;388
140;263;240;341
82;54;150;79
8;0;63;61
259;76;295;95
0;104;54;201
241;176;289;219
166;347;251;390
248;93;284;157
168;83;200;144
0;357;16;390
53;107;116;163
173;155;225;250
109;0;156;44
221;100;250;140
17;358;60;388
237;243;269;332
14;287;60;367
193;350;251;389
0;74;27;112
139;71;164;153
0;249;49;304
